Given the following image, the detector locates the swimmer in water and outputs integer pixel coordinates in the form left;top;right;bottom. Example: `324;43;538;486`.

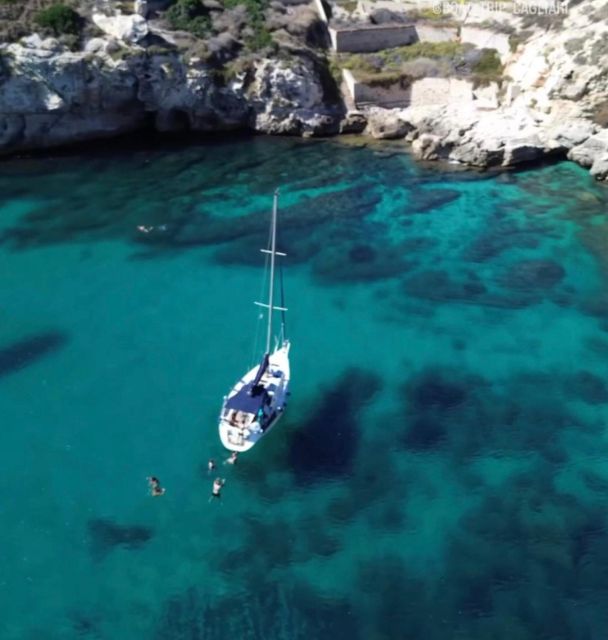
225;451;238;465
207;459;216;474
147;476;166;497
209;477;225;502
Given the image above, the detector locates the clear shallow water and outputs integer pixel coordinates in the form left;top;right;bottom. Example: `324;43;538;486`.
2;137;608;639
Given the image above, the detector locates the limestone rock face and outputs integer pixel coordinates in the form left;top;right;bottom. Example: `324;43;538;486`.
590;156;608;181
0;38;145;151
0;36;340;154
569;130;608;179
411;133;448;161
92;13;149;44
358;0;608;178
250;59;339;136
339;110;367;134
365;107;412;140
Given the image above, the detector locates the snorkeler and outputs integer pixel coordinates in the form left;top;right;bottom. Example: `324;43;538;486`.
147;476;166;497
209;477;226;502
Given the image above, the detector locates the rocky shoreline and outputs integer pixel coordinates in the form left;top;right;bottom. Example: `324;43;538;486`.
0;33;347;154
1;0;608;180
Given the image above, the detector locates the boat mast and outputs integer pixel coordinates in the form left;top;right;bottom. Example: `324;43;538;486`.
265;189;279;354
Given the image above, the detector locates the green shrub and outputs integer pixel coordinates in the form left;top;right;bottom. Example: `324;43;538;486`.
339;53;377;74
245;24;273;51
34;4;81;36
358;71;410;88
166;0;211;37
394;40;470;60
221;0;267;15
335;0;357;13
472;48;503;85
328;54;343;85
220;0;273;51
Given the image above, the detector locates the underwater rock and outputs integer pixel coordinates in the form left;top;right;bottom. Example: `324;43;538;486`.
348;244;376;263
501;259;566;291
299;514;341;557
0;331;67;378
288;367;381;484
155;582;359;640
313;239;416;284
400;415;447;450
366;502;405;532
87;518;153;558
579;292;608;319
240;514;297;568
357;556;429;638
407;370;468;412
567;370;608;405
403;269;486;303
406;188;461;214
325;493;361;526
155;185;381;247
465;220;541;262
396;368;495;457
213;227;321;266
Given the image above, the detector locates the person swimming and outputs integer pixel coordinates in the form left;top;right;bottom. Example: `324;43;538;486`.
210;477;225;501
147;476;165;497
208;459;216;473
225;451;238;465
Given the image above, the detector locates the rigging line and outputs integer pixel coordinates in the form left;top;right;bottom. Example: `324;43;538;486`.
265;189;279;355
279;262;287;341
250;209;273;368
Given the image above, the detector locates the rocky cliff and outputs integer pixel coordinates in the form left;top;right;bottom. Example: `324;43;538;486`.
357;0;608;179
0;2;343;155
1;0;608;182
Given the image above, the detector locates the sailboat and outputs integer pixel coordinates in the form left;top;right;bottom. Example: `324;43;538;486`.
218;189;291;452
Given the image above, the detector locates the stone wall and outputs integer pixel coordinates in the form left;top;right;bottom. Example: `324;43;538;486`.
343;69;412;105
410;77;473;106
329;24;417;52
343;69;476;108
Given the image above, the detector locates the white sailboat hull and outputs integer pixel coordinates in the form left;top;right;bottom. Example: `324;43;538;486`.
219;341;291;452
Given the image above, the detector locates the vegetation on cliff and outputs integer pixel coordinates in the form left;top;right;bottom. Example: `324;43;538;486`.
34;4;81;36
166;0;212;37
338;41;478;85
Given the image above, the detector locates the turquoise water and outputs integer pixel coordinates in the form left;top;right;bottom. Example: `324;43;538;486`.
2;136;608;639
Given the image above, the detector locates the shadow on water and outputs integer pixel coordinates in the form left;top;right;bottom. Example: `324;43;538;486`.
87;518;153;560
287;367;381;485
0;330;68;379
